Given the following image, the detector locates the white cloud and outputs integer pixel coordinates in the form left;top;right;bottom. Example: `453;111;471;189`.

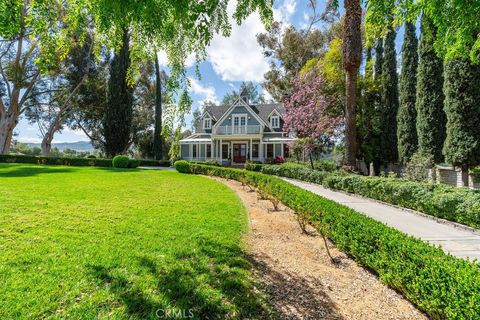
262;89;274;103
16;137;42;143
188;77;219;105
206;0;296;82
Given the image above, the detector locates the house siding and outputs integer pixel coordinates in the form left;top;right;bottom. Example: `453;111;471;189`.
219;106;261;126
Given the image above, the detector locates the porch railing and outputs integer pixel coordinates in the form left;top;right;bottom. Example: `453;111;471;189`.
214;125;262;135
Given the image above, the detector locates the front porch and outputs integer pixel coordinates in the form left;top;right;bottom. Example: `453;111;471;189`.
179;136;295;165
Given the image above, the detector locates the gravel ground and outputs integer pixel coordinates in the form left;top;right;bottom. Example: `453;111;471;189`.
213;177;428;320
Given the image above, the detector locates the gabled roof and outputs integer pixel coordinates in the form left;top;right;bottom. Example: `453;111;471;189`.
193;92;286;133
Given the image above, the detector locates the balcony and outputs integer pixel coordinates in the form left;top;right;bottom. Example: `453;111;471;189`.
214;125;262;135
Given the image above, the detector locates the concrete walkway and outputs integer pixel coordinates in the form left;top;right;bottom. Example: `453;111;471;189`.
282;178;480;261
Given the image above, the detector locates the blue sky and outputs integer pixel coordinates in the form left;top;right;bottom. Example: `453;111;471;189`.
15;0;405;144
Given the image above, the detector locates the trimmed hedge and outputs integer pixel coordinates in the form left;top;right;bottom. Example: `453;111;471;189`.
0;154;170;168
0;154;113;167
261;165;480;230
178;163;480;320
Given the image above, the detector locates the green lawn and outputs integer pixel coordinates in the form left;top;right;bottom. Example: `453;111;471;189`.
0;164;268;319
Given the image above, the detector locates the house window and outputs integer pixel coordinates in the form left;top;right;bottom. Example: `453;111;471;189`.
206;144;211;158
283;144;289;157
222;143;229;159
192;144;197;158
204;118;212;129
270;115;280;128
252;144;259;158
266;144;274;158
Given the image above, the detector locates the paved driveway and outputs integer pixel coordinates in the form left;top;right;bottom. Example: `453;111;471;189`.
282;178;480;262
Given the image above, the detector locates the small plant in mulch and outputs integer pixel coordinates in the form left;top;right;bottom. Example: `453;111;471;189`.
267;195;280;212
239;176;255;192
296;211;310;234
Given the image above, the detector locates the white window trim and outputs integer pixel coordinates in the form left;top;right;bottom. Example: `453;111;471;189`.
270;115;280;128
203;118;212;130
232;114;248;134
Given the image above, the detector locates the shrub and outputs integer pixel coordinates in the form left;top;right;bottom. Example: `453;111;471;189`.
178;163;480;320
244;161;264;172
471;166;480;183
174;160;191;173
274;155;285;164
402;153;434;182
313;160;337;172
112;155;130;168
127;159;141;168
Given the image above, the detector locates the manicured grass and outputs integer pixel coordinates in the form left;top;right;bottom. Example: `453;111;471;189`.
0;164;268;319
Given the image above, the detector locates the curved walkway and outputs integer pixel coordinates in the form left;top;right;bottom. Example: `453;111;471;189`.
282;178;480;261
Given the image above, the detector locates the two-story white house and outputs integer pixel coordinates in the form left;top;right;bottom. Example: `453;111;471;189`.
179;93;295;165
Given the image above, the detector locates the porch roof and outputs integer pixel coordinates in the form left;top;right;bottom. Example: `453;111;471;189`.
262;137;296;142
179;137;212;144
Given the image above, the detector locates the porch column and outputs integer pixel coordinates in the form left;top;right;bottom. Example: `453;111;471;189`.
220;138;223;163
250;138;253;161
281;143;284;158
211;140;214;161
260;141;264;162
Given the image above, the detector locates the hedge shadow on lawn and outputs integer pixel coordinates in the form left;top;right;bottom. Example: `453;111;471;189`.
87;238;276;319
0;165;77;178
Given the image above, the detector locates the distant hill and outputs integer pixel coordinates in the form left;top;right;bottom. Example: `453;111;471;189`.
26;141;94;152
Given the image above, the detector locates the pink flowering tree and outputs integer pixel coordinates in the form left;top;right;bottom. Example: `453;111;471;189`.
283;73;343;168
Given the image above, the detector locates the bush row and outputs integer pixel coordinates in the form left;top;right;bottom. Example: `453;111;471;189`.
174;161;480;320
261;165;480;230
0;154;170;168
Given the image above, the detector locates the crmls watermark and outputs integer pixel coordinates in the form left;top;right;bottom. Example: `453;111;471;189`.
156;308;194;319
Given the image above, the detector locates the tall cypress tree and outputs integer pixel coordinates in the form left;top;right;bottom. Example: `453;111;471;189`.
380;27;399;163
443;59;480;171
374;38;383;81
416;16;446;163
104;29;134;157
397;22;418;163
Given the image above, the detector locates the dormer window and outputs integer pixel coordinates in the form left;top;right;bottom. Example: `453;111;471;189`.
270;115;280;128
204;118;212;129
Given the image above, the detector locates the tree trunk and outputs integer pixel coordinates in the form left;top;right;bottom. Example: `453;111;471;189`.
344;70;358;166
343;0;362;168
0;113;19;154
153;55;163;160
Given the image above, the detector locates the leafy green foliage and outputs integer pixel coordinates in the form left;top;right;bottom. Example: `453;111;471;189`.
397;22;418;163
365;0;480;63
261;164;480;230
416;16;446;163
182;163;480;320
0;164;269;318
112;155;130;168
443;59;480;169
402;153;434;182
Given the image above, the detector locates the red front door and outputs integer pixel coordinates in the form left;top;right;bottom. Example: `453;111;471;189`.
233;144;247;163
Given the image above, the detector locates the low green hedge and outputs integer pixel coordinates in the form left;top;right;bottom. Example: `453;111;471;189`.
0;154;170;168
178;163;480;320
262;165;480;230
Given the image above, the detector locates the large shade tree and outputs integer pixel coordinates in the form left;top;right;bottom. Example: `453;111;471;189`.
0;0;274;154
